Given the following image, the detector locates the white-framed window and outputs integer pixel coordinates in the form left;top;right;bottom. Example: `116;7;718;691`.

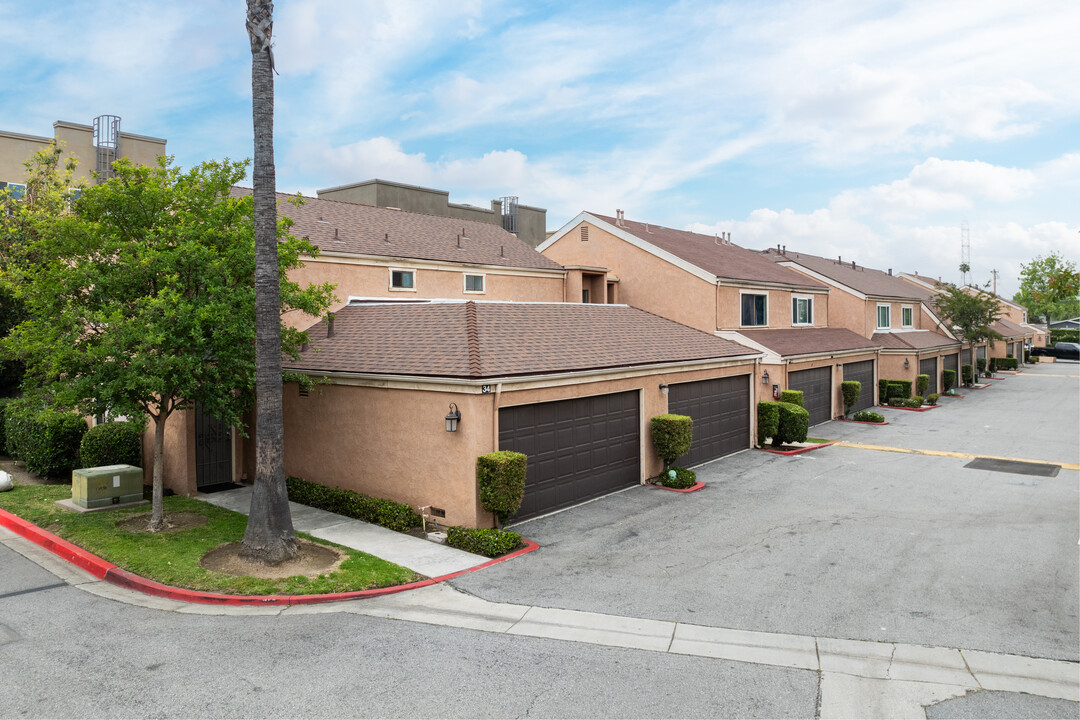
741;292;768;327
877;303;891;329
901;305;914;328
464;273;485;294
389;268;416;291
792;296;813;325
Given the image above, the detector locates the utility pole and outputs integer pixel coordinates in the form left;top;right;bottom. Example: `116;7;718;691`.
990;268;999;296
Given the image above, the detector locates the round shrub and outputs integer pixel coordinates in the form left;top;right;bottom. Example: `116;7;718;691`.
660;466;696;489
650;414;693;469
778;389;804;407
79;420;144;469
757;401;780;446
773;402;809;446
927;393;939;405
961;364;975;385
907;396;924;408
840;380;861;416
477;451;527;524
852;410;885;423
6;407;88;479
916;374;929;396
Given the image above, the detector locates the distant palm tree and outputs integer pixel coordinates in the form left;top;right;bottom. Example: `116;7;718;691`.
242;0;298;563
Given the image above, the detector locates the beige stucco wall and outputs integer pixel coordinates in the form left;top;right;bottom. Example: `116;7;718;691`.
542;222;717;332
753;352;878;421
141;409;197;497
286;257;564;329
0;131;52;183
1;122;166;185
716;286;828;331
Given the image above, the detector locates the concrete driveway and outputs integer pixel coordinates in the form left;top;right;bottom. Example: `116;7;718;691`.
453;363;1079;662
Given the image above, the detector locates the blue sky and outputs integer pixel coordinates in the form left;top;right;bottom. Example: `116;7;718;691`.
1;0;1077;298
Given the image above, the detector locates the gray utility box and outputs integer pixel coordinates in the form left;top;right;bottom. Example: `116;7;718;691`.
71;464;144;509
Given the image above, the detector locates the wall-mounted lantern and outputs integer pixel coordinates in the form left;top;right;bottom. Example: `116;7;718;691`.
762;370;770;385
904;358;910;369
659;384;669;396
445;403;461;432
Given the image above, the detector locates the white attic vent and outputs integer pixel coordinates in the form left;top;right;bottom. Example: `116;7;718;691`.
580;225;589;242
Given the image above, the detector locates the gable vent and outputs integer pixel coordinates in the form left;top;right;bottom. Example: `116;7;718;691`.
580;225;589;242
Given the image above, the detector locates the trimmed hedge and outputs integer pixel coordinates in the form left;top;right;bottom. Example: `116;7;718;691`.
285;475;422;532
927;393;939;405
779;389;804;407
650;414;693;469
976;357;987;374
477;451;526;524
757;401;780;446
916;374;929;396
942;369;956;393
660;466;697;489
881;379;912;402
991;357;1018;371
852;410;885;423
446;526;523;557
878;378;889;402
1051;329;1079;344
774;401;809;446
909;395;924;408
962;364;975;385
5;407;88;479
840;381;861;416
79;420;144;469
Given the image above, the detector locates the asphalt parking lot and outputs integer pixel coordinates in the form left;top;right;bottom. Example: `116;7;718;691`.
455;363;1079;662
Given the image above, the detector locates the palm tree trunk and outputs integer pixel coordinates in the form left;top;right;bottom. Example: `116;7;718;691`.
241;0;297;564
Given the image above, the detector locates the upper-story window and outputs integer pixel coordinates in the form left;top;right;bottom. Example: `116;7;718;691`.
390;269;415;291
464;274;485;293
877;304;891;329
901;305;914;328
741;293;768;327
792;297;813;325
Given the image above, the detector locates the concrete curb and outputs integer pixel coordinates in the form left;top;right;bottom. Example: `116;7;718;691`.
878;404;940;412
756;442;835;456
647;481;705;493
0;506;539;606
834;418;890;426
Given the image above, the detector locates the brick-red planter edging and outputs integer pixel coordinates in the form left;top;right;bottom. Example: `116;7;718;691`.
834;418;889;426
0;507;538;606
878;404;940;412
757;441;835;456
648;481;705;493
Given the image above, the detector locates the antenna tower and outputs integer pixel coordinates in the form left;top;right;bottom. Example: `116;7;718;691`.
960;222;971;286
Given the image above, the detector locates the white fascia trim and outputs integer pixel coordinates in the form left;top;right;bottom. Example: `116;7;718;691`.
780;347;882;363
776;261;866;300
717;278;828;293
308;251;565;278
921;303;958;339
715;331;782;364
540;213;718;285
291;354;763;393
897;273;940;290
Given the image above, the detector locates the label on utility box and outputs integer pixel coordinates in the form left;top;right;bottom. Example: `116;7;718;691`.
113;476;120;487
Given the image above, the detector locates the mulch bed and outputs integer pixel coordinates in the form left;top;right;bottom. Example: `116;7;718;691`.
757;441;834;456
834;418;889;425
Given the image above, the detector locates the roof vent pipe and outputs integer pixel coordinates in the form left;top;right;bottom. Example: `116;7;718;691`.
838;255;842;264
384;232;390;243
327;316;335;338
888;269;892;276
500;245;505;257
782;245;786;255
851;260;855;269
456;233;462;248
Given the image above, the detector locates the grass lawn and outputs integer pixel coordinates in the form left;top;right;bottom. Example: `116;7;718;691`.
0;483;420;595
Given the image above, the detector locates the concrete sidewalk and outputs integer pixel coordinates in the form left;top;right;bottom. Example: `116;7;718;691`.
198;485;483;578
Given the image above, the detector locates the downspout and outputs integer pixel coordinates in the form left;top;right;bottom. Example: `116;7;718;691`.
491;383;502;452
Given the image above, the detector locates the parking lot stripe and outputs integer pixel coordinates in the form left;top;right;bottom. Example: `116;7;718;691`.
831;442;1080;472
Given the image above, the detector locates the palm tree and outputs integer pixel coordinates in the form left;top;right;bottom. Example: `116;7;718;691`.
241;0;298;563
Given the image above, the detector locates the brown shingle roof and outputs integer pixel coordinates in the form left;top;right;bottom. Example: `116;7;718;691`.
764;249;924;299
286;301;760;379
231;187;562;272
871;331;961;350
589;213;825;290
991;318;1030;339
738;328;881;357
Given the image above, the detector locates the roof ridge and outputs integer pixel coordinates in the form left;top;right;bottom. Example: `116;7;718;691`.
465;301;482;377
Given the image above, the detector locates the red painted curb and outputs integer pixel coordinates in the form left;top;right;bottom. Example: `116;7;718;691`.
834;418;890;426
757;442;835;456
648;481;705;493
0;506;540;606
878;404;940;412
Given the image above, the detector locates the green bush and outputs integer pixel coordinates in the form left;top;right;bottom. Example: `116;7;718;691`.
285;476;422;532
79;420;144;469
757;401;780;446
840;380;861;416
1051;329;1079;344
976;357;986;374
962;364;974;385
878;378;889;402
891;380;913;398
445;526;523;557
476;451;527;524
927;393;939;405
916;374;929;396
773;402;809;446
942;369;956;393
907;396;924;408
650;414;693;469
5;407;88;479
778;389;804;407
660;466;696;489
994;357;1018;371
0;397;14;456
852;410;885;423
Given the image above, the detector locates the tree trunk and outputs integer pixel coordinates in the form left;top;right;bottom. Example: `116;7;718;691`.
241;0;298;564
148;411;168;532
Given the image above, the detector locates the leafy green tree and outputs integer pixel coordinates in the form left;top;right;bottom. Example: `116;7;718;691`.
1013;253;1080;323
4;157;334;531
932;284;1002;379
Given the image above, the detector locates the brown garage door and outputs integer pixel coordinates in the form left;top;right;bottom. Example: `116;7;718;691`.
499;391;639;522
961;348;972;366
668;375;750;467
842;360;875;413
919;357;938;395
788;366;833;426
